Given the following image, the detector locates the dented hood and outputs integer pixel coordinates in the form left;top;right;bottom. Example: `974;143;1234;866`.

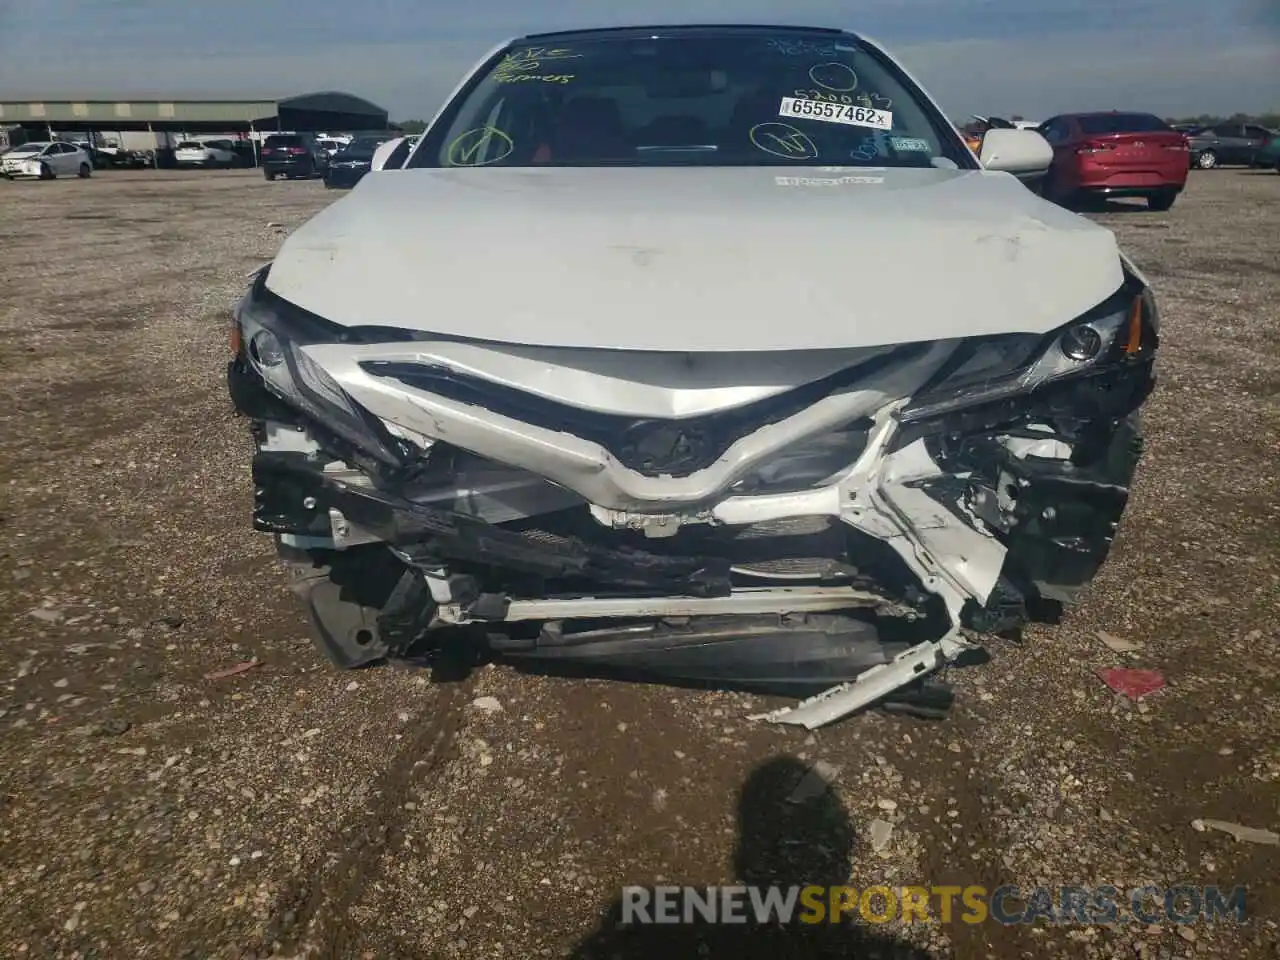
265;166;1125;352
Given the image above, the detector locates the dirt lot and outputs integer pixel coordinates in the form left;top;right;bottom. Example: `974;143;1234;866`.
1;167;1277;960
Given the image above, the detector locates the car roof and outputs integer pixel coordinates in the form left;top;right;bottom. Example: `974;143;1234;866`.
521;23;854;41
1050;110;1164;119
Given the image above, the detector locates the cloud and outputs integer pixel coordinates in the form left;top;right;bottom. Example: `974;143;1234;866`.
1;1;1275;118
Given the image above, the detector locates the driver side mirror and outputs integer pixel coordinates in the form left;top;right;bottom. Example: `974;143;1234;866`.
978;128;1053;176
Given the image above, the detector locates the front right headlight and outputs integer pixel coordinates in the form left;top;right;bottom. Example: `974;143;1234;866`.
234;270;408;467
898;279;1157;425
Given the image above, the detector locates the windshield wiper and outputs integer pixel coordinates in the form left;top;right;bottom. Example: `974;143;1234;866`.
635;145;719;153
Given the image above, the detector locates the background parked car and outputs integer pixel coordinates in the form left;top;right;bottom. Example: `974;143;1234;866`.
1037;112;1189;210
1186;122;1276;169
323;135;393;189
1254;133;1280;171
260;133;329;180
315;137;350;159
93;140;154;169
1;140;93;179
174;139;238;168
69;140;102;165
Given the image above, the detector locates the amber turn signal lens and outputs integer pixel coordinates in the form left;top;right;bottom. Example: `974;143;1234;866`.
1123;296;1143;354
229;319;242;357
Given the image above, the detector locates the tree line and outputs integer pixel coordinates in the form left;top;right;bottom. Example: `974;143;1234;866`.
1166;112;1280;129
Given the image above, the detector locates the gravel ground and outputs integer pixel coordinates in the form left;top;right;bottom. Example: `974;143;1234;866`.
0;167;1277;960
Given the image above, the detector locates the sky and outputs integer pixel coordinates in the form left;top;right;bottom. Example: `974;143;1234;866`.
1;0;1276;121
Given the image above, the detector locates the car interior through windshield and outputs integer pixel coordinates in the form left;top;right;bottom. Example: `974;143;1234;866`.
412;31;970;169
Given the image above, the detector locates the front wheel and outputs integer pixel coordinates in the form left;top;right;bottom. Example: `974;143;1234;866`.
264;170;276;181
1147;189;1178;212
1195;150;1217;170
39;162;55;180
78;163;91;178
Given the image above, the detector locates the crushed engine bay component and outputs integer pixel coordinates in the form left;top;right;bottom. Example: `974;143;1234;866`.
225;24;1160;728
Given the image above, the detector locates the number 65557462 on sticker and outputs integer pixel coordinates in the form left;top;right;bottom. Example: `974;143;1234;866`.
778;97;893;131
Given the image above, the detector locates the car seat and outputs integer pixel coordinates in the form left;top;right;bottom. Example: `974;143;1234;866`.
635;115;711;147
535;97;629;163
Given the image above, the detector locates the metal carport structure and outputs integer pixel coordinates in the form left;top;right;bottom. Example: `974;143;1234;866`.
0;91;390;164
273;91;389;133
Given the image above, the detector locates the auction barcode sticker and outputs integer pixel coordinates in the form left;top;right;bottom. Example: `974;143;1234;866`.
778;97;893;131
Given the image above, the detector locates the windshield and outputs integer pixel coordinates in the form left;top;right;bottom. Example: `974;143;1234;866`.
11;142;48;155
1077;113;1171;135
177;141;202;149
411;29;966;169
264;136;302;147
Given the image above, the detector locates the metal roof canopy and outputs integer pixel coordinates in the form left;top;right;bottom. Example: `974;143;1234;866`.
0;90;388;133
276;91;388;132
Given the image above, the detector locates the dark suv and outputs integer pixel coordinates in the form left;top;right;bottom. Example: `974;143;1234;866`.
261;134;328;180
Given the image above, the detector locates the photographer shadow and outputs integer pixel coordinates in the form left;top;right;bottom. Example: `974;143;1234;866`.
570;755;938;959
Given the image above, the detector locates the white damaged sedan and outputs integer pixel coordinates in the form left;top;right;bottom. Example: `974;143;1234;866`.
227;25;1159;728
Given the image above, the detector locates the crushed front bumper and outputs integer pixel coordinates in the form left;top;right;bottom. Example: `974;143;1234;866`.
228;308;1153;725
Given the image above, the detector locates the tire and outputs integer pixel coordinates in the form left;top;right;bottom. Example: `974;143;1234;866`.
39;162;55;180
264;170;276;181
1195;150;1217;170
78;163;91;178
1148;189;1177;212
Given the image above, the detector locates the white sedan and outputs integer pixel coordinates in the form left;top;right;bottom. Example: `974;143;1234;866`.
227;25;1159;729
174;139;239;168
2;141;93;179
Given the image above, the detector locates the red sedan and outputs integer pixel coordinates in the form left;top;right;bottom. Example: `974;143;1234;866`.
1036;112;1190;211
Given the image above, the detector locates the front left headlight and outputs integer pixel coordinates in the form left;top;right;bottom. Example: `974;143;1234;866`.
898;279;1157;425
233;270;408;467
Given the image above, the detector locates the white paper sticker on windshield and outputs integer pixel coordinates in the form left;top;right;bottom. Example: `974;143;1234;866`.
778;97;893;130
